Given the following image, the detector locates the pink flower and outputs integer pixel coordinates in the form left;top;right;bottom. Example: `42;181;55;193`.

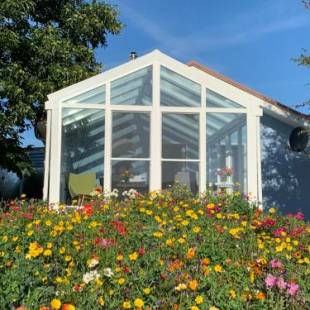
273;227;286;237
270;259;283;269
287;212;304;221
265;274;277;288
287;282;299;296
294;212;304;221
276;277;287;290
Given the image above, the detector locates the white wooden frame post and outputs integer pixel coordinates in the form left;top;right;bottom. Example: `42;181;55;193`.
103;82;112;192
44;50;263;205
150;62;161;190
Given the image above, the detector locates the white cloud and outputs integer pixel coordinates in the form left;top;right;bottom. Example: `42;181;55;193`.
120;1;310;58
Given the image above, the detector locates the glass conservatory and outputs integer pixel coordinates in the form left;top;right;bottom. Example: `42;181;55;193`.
44;50;262;203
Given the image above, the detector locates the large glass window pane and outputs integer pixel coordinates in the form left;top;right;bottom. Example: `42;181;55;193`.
112;160;149;193
162;113;199;159
112;112;150;158
63;86;105;104
206;113;247;193
206;89;242;108
161;66;201;107
111;66;152;105
60;108;105;202
162;162;199;193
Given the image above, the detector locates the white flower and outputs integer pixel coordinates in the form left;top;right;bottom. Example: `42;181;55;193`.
83;270;100;284
103;267;114;278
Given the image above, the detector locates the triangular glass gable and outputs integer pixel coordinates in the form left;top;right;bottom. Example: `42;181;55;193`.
161;66;201;107
206;89;243;108
111;66;152;105
63;85;105;104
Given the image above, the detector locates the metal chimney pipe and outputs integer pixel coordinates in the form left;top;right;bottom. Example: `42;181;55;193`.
129;51;138;60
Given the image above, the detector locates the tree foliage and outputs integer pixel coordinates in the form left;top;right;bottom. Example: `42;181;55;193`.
0;0;122;176
295;1;310;106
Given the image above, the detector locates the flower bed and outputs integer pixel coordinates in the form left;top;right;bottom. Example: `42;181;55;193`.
0;189;309;309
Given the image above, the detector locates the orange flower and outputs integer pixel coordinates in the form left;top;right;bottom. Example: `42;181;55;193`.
168;259;183;272
62;305;75;310
186;248;196;260
201;258;210;266
206;203;215;209
256;292;266;300
188;280;198;291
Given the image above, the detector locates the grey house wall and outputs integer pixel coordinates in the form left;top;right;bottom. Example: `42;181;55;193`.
261;114;310;219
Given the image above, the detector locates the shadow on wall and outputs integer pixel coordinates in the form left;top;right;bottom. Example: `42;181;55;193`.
261;114;310;219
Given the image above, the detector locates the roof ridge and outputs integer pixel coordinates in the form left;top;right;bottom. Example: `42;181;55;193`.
187;60;309;120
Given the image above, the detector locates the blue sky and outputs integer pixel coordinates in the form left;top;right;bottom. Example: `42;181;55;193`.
24;0;310;147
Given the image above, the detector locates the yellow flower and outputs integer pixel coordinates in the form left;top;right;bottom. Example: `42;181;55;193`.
268;207;276;214
27;230;34;236
181;220;189;226
43;249;52;256
143;288;151;295
64;255;72;262
229;289;236;299
59;247;66;254
46;242;53;249
209;307;219;310
192;226;201;233
188;280;198;291
51;298;61;309
175;283;187;291
216;213;223;219
134;298;144;308
195;295;204;304
153;231;163;238
177;237;186;244
123;301;131;309
116;254;124;261
191;306;199;310
98;296;105;306
118;278;125;285
45;220;52;226
166;239;174;247
214;264;223;273
129;252;138;261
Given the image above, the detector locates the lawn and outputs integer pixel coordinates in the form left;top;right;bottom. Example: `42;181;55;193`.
0;187;309;309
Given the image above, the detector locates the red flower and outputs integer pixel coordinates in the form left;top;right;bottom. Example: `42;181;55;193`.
83;204;93;216
124;266;130;273
21;213;33;220
138;247;145;256
73;284;83;292
111;220;126;236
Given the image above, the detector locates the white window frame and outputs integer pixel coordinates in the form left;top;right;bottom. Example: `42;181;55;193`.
44;50;263;204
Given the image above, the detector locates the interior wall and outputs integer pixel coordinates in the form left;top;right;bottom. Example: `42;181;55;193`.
261;114;310;219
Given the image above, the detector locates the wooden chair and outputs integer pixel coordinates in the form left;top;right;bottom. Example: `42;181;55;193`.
68;172;96;205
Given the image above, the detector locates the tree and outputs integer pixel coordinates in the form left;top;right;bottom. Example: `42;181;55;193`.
0;0;122;176
295;1;310;106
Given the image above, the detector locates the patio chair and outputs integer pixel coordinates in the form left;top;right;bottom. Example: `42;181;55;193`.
68;172;96;205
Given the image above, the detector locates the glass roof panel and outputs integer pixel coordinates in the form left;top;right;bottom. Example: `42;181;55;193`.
63;85;105;105
111;66;152;105
206;89;242;108
161;66;201;107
